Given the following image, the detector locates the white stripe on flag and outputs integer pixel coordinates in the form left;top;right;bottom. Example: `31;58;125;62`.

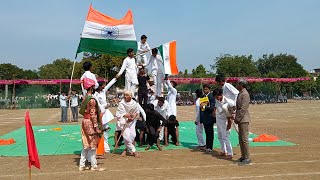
81;21;136;41
162;43;171;75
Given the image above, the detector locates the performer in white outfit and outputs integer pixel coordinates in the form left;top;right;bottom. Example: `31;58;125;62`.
213;88;233;158
153;97;169;141
116;48;139;97
194;89;206;149
137;35;151;65
80;61;99;96
94;79;117;153
216;75;239;132
115;91;146;157
164;75;178;116
143;48;164;97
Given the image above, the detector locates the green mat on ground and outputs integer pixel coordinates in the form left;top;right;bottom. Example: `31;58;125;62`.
0;121;295;157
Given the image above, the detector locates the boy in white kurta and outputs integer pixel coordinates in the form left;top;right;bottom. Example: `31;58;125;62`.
115;91;146;157
137;35;151;65
213;88;233;159
164;75;178;117
116;48;139;97
94;79;116;153
143;48;164;97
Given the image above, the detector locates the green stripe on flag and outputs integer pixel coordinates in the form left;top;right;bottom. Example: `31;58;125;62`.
159;45;164;59
77;38;137;56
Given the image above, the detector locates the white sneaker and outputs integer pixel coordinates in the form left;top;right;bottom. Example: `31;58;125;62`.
91;167;106;171
79;167;85;171
206;149;213;153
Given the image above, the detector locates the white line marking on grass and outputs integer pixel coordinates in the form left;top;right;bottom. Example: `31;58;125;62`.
216;172;320;179
1;160;320;178
0;113;13;117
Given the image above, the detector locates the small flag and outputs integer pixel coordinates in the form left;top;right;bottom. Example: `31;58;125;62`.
159;41;178;75
77;5;137;57
25;111;40;169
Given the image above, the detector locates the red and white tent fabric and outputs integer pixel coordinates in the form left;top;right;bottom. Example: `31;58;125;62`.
0;78;108;85
167;77;311;84
0;77;310;85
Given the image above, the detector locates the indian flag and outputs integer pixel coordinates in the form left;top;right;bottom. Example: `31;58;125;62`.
76;5;137;57
159;41;178;75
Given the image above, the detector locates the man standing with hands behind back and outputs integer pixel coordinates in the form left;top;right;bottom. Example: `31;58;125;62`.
234;78;252;166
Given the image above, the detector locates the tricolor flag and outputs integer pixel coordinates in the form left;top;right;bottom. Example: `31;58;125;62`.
159;41;178;75
76;5;137;57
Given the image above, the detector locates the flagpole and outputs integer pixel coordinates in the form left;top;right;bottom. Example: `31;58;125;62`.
68;60;76;123
29;167;31;180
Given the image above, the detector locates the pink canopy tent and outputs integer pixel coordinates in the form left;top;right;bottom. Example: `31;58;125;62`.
0;77;310;85
167;77;311;84
0;78;108;85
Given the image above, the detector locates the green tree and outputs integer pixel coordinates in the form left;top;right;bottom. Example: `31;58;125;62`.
0;63;24;79
192;64;211;78
183;69;189;78
38;58;74;79
212;54;259;77
256;54;307;78
21;70;39;79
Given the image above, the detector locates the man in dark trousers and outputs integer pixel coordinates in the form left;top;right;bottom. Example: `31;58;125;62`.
145;104;167;151
200;84;216;153
234;78;252;165
137;67;150;109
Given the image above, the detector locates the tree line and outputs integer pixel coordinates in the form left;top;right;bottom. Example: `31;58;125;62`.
0;53;319;97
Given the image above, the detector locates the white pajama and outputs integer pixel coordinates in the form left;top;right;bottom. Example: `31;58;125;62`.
79;148;98;168
102;123;110;152
216;117;233;156
196;123;205;146
216;97;234;156
195;99;205;146
137;54;148;65
125;79;138;97
123;120;137;153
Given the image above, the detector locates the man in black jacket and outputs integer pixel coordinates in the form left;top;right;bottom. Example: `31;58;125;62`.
200;84;216;153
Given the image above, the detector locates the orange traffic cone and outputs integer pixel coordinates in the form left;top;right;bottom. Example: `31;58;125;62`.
96;137;105;155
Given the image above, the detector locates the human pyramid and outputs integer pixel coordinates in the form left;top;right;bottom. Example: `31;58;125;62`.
78;35;252;171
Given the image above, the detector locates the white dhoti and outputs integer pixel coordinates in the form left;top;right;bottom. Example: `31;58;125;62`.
216;117;233;156
196;123;205;146
123;120;137;153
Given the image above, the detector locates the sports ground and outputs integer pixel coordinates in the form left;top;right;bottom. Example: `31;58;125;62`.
0;100;319;179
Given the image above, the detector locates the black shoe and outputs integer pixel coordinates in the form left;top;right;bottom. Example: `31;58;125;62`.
234;157;244;163
238;159;252;166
